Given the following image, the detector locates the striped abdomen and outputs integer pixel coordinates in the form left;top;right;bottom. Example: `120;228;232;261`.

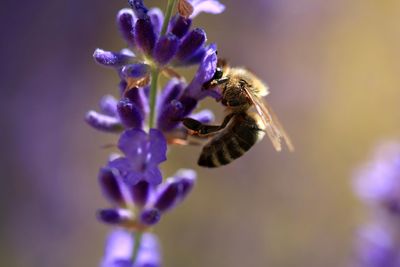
198;112;265;168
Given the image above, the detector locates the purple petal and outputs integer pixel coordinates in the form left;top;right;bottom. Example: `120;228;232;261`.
184;43;217;99
121;63;150;79
174;169;197;201
135;18;157;55
129;0;149;19
126;170;146;186
140;208;161;226
144;167;163;186
169;15;192;39
134;233;161;267
117;98;144;129
148;8;164;37
129;180;151;207
178;95;198;116
108;158;145;186
153;33;180;65
175;28;206;61
154;180;181;212
108;158;134;175
189;0;226;18
148;129;167;165
102;229;133;266
178;46;206;66
157;100;184;131
118;129;148;159
189;109;215;123
98;167;125;206
124;87;149;116
157;78;184;111
100;95;119;117
97;208;131;225
117;8;136;47
93;49;133;67
85;111;123;133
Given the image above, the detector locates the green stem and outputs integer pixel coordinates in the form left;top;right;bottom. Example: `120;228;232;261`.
148;0;177;129
148;67;160;129
131;231;143;265
161;0;177;36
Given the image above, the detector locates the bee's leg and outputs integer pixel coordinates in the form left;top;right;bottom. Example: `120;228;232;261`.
204;77;229;89
183;113;235;137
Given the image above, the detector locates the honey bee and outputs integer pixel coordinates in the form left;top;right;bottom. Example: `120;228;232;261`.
183;62;294;168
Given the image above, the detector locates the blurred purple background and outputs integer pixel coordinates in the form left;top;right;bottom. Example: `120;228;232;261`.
2;0;400;266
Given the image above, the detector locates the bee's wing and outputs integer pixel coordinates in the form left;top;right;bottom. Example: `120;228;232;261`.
243;87;294;152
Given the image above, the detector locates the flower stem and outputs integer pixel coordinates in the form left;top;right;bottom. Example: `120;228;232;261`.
148;67;160;129
131;231;143;265
148;0;176;129
161;0;177;36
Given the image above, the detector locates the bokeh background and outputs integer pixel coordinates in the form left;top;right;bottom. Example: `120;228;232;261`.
2;0;400;266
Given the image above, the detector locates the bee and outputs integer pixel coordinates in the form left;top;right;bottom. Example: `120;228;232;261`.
182;62;294;168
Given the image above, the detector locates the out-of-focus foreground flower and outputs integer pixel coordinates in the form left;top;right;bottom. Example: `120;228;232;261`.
86;0;225;266
351;142;400;267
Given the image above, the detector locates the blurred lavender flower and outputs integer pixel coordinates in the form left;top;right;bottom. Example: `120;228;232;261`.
351;142;400;267
101;229;161;267
353;142;400;214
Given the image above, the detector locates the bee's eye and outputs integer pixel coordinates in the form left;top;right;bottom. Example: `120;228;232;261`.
213;68;223;80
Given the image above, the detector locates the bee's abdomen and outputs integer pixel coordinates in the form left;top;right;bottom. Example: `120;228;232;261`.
198;113;264;168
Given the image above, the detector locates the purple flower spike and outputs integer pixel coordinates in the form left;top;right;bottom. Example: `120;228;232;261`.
148;8;164;37
140;208;161;226
109;129;167;185
99;167;124;206
117;98;144;129
121;63;150;79
128;0;148;19
153;33;180;65
97;209;131;225
157;100;184;131
129;180;151;207
189;0;226;18
176;28;206;61
169;15;192;39
100;95;119;117
117;9;136;47
93;49;134;67
184;43;218;99
85;111;123;133
135;18;157;55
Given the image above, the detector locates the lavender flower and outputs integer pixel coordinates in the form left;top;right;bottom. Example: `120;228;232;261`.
87;0;224;266
353;142;400;214
351;142;400;267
